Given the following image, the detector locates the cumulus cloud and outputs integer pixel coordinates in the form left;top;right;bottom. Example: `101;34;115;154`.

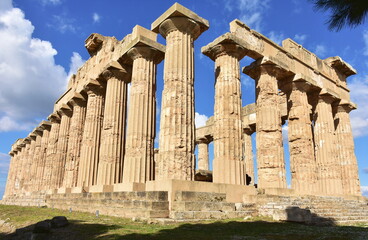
349;76;368;137
49;13;76;33
195;112;209;128
294;34;307;44
268;31;285;45
66;52;85;84
93;13;101;23
361;186;368;197
225;0;270;31
314;44;327;58
0;4;71;132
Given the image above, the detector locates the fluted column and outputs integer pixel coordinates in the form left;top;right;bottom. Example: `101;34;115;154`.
97;65;130;186
15;143;27;193
244;63;286;189
63;96;87;188
29;129;43;191
313;93;343;195
24;134;36;192
203;40;247;184
155;16;208;181
334;102;361;195
35;122;51;191
43;114;61;190
4;151;16;196
196;139;209;171
123;46;164;183
77;82;105;187
243;129;254;186
287;81;317;194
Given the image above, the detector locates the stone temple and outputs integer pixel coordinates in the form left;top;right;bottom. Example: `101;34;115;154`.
2;3;368;224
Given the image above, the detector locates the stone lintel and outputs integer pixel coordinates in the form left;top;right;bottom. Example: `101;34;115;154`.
101;61;132;83
338;99;357;111
201;33;249;61
319;88;340;103
324;56;357;77
8;151;14;156
85;33;105;56
151;3;209;35
195;135;212;144
242;57;293;80
132;25;157;41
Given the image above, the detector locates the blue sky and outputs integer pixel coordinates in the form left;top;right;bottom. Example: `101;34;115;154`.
0;0;367;199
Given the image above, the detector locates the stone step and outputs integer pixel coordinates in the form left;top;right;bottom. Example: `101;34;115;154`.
170;210;257;220
174;191;226;202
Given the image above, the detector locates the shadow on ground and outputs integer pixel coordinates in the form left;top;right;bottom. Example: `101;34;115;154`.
1;217;367;240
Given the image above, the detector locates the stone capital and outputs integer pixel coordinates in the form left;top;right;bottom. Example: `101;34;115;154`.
83;79;105;95
202;33;248;61
243;57;292;80
151;3;209;40
195;136;211;145
318;88;340;104
336;99;357;113
48;112;61;123
57;103;72;117
40;120;52;131
69;92;87;107
324;56;357;77
127;45;165;64
102;62;132;83
85;33;105;56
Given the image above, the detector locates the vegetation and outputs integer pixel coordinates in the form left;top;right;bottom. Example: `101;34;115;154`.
0;204;367;239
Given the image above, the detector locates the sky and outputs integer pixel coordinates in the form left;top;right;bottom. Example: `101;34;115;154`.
0;0;367;199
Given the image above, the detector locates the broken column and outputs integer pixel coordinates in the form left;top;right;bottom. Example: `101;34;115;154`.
313;91;343;195
63;93;87;188
77;81;105;188
97;63;130;186
334;101;361;196
43;113;60;190
151;3;209;180
202;34;248;185
286;79;317;194
243;61;287;189
123;28;165;184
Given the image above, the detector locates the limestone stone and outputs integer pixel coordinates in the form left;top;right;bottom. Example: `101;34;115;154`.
243;129;254;186
63;94;87;188
123;31;165;184
97;63;130;186
196;138;210;171
35;121;51;191
152;3;208;181
77;81;105;187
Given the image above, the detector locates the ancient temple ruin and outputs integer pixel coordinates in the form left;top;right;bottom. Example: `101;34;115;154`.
2;3;367;224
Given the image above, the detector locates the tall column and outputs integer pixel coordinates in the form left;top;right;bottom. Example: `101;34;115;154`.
43;113;61;191
63;94;87;188
203;38;247;185
77;82;105;187
29;129;43;191
243;128;254;186
244;63;286;189
51;105;72;189
334;102;361;195
24;134;36;192
287;81;317;194
196;138;209;171
152;4;209;180
123;45;164;183
4;151;15;197
313;93;343;195
35;121;51;191
15;142;27;193
96;65;130;186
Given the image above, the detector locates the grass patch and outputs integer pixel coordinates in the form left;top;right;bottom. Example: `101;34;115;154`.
0;204;367;239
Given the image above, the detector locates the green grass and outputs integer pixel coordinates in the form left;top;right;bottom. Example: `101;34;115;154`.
0;204;367;240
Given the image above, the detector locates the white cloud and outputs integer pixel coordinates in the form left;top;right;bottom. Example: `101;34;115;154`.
49;14;76;33
195;112;209;128
66;52;85;84
225;0;270;31
0;5;69;132
268;31;285;45
93;13;101;23
314;44;327;58
349;76;368;137
361;186;368;197
282;122;289;143
241;74;253;87
363;30;368;56
40;0;62;5
294;34;307;44
0;0;12;12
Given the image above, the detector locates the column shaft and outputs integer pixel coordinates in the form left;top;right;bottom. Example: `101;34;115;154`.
255;65;286;189
314;95;343;195
36;127;50;191
24;138;36;192
243;131;254;185
30;132;43;191
197;141;209;170
77;85;105;187
43;118;60;190
287;82;317;194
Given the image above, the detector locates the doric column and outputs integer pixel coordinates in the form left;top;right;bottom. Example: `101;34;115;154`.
4;151;15;197
243;63;286;189
35;121;51;191
96;64;130;186
286;80;317;194
14;141;26;193
202;35;247;185
77;81;105;187
123;43;164;184
196;138;210;171
43;113;61;190
51;105;72;189
243;128;254;186
152;3;209;180
29;128;43;191
63;94;87;188
334;101;361;195
313;92;343;195
24;133;36;192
